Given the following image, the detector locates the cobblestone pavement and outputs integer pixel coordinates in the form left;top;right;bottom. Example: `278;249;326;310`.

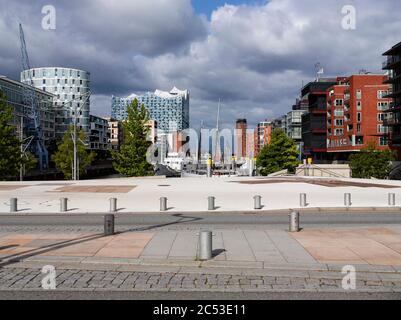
1;266;401;293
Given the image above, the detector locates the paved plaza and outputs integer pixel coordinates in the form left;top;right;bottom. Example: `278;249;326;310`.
3;227;401;266
2;176;401;295
1;226;401;293
1;176;401;214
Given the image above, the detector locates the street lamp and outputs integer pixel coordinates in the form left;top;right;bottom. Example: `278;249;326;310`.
60;91;91;181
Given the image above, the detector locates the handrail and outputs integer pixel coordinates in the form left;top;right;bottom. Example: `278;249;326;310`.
296;164;347;178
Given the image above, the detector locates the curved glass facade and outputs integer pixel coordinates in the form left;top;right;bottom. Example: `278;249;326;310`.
21;67;90;138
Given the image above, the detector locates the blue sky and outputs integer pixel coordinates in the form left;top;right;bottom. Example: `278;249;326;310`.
192;0;266;17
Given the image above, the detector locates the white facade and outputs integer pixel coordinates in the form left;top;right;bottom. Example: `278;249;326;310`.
111;87;189;134
21;67;90;139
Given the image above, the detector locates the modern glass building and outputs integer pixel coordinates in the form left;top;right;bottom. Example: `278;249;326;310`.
21;67;90;139
0;75;55;142
111;87;190;134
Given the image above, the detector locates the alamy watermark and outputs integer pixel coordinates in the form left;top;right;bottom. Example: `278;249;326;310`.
342;265;356;290
341;5;356;30
41;5;56;30
41;265;57;290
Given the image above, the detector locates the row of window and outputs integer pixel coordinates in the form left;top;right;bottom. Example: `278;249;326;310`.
329;124;389;135
328;137;389;148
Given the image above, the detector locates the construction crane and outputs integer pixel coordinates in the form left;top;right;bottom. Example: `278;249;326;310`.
19;23;49;170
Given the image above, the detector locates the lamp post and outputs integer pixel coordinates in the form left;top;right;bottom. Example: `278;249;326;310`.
62;91;90;181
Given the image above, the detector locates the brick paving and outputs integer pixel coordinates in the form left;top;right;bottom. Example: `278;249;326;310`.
0;266;401;292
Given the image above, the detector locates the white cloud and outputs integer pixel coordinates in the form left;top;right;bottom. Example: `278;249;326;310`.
0;0;400;128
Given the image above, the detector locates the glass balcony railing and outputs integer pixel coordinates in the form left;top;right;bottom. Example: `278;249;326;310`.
383;56;401;68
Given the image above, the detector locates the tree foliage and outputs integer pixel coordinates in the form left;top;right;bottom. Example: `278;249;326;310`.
256;128;300;176
0;91;23;180
112;99;154;177
51;125;95;180
349;143;395;179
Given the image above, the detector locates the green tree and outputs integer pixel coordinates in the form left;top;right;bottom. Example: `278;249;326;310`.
0;91;23;180
349;143;395;179
51;126;95;180
256;129;299;176
112;99;154;177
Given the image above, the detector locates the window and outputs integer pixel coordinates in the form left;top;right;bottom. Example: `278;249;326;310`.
357;124;362;133
357;101;362;110
378;125;389;134
377;90;389;99
380;137;389;146
334;129;344;136
377;113;385;122
356;136;364;145
335;119;344;126
335;99;343;106
357;112;362;122
378;102;389;110
334;109;344;117
356;90;362;99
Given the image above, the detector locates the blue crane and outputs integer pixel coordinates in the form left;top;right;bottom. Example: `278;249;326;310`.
19;23;49;170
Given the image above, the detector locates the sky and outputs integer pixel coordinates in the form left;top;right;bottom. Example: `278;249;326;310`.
0;0;400;129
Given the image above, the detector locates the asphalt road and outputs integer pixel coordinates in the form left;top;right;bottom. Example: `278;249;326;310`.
0;212;401;230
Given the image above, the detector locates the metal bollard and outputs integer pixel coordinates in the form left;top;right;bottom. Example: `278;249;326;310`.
208;196;215;211
388;193;396;207
104;214;115;236
198;231;213;260
254;195;262;210
289;211;300;232
300;193;307;207
60;198;68;212
10;198;17;213
344;193;352;207
160;197;167;212
110;198;117;213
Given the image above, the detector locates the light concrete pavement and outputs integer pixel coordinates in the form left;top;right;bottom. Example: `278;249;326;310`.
2;225;401;294
2;176;401;214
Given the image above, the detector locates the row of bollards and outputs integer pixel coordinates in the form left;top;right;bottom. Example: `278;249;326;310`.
7;193;400;213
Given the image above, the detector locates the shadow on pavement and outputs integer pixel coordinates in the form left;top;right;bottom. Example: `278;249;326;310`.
0;233;106;268
124;213;203;232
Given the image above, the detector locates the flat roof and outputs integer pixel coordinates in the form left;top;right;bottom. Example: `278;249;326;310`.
0;75;55;97
383;42;401;56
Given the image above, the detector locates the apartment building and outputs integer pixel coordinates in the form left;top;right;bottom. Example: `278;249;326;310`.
301;78;337;161
254;121;273;156
383;42;401;157
326;74;392;158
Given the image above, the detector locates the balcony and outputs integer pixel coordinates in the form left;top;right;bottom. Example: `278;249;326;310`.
384;117;401;126
383;55;401;69
311;128;326;134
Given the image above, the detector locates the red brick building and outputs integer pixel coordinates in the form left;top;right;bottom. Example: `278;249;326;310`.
235;119;247;159
326;74;392;159
254;121;273;156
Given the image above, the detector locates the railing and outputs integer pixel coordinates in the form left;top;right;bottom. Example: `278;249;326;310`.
295;164;349;178
383;56;401;68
